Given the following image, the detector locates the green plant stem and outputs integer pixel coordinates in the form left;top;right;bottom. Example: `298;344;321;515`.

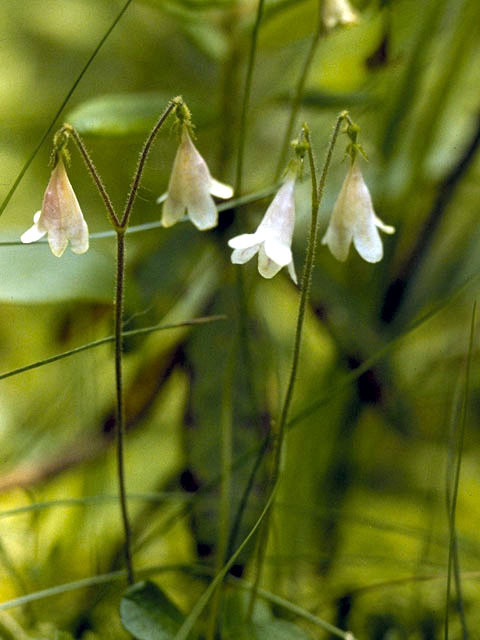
114;231;134;586
248;114;346;617
174;489;277;640
0;0;132;219
235;0;265;195
0;316;224;382
444;302;476;640
121;99;178;228
275;0;323;179
205;346;235;640
66;125;120;227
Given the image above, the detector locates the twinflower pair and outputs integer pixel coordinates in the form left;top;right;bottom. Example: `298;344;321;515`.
21;111;395;275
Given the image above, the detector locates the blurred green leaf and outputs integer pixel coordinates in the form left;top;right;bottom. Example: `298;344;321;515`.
67;92;172;136
0;246;112;303
120;581;184;640
183;277;270;567
253;620;313;639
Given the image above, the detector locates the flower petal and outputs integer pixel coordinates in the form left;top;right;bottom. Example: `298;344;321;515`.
69;219;89;255
47;231;69;258
162;196;186;228
228;232;265;250
321;223;352;262
210;178;233;200
21;212;47;244
263;238;292;267
373;214;395;234
287;259;298;285
187;194;218;230
353;221;383;263
258;245;283;279
231;244;260;265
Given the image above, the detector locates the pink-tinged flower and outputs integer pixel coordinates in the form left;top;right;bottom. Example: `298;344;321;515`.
322;160;394;263
21;158;89;257
322;0;359;29
228;174;297;283
162;127;233;230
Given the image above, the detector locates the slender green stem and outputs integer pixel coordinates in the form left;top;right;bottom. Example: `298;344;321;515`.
174;488;277;640
206;346;235;640
114;231;134;586
121;99;179;228
444;302;476;640
65;125;120;228
0;316;225;382
248;114;346;617
235;0;265;195
275;0;323;179
1;184;281;247
0;0;132;219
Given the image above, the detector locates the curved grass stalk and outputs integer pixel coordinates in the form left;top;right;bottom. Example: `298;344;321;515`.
0;316;225;382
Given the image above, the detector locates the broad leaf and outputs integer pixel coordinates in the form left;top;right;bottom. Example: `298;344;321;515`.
120;581;184;640
253;619;313;639
68;92;173;136
0;245;112;303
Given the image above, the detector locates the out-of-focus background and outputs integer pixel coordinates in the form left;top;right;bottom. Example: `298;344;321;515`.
0;0;480;637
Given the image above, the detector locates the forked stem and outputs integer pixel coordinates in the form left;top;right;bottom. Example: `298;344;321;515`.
64;100;179;586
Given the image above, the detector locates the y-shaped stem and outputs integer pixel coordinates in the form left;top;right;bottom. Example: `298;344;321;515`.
66;99;179;586
248;113;347;617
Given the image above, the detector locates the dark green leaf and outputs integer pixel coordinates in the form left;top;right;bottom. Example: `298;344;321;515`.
120;581;184;640
253;619;313;639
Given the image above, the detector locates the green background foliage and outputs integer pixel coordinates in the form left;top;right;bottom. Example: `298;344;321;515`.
0;0;480;637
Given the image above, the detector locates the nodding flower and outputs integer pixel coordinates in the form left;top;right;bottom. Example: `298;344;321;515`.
322;159;394;263
228;169;298;283
322;0;359;30
21;157;89;257
161;126;233;231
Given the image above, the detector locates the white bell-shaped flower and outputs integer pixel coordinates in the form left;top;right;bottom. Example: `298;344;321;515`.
322;0;359;29
162;127;233;231
322;160;394;263
21;158;89;257
228;173;297;283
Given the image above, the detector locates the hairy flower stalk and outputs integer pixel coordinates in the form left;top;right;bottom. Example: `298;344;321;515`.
228;166;298;282
21;157;88;257
162;124;233;230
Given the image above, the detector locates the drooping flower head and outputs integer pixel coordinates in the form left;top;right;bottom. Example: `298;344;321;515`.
161;104;233;230
228;166;298;283
322;0;359;30
322;124;394;263
21;155;89;257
